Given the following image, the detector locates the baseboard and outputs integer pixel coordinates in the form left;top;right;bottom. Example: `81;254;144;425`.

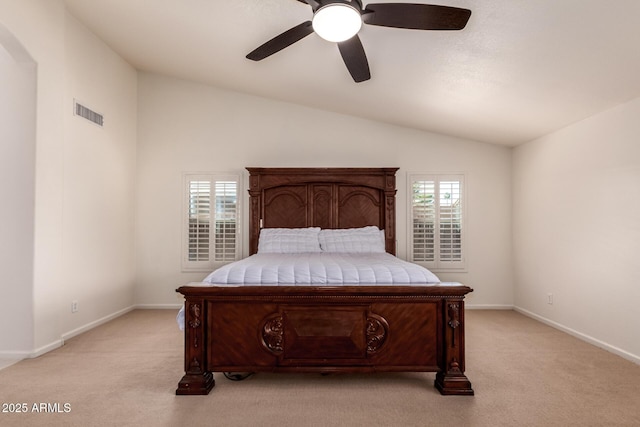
60;305;136;346
466;304;514;310
1;335;70;360
0;305;138;363
134;303;182;309
30;340;65;358
58;304;182;344
514;306;640;365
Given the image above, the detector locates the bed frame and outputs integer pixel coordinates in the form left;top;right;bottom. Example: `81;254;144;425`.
176;167;474;396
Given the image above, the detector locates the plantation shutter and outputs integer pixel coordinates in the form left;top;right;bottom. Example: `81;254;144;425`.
183;174;240;271
438;180;463;265
409;174;465;271
412;180;436;262
213;181;237;262
188;180;211;262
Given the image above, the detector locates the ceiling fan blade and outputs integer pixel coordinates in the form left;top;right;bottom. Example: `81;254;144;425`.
337;35;370;83
298;0;320;10
246;21;314;61
363;3;471;30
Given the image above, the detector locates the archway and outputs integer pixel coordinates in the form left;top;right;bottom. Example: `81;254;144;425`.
0;23;37;358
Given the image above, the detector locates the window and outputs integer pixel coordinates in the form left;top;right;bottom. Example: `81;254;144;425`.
183;174;240;271
409;174;465;271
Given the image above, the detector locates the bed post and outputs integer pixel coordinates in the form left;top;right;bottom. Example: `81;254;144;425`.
248;171;262;255
176;297;215;395
383;168;397;255
434;298;474;395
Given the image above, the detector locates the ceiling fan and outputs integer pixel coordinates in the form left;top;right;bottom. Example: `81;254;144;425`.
246;0;472;83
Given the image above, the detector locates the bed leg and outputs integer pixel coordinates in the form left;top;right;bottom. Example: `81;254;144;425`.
176;298;215;395
434;300;474;396
435;369;473;396
176;372;215;395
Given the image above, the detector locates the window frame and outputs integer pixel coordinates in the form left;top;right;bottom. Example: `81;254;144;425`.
407;172;466;272
181;172;241;272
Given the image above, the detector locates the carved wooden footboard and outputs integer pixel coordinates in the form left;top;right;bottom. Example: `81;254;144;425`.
176;284;473;396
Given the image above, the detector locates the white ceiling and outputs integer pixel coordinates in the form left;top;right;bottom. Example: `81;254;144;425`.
63;0;640;146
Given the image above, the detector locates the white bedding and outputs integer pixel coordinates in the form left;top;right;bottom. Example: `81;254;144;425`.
202;252;440;285
177;253;440;330
176;252;440;330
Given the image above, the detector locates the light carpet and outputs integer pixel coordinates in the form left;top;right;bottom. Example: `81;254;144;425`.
0;309;639;426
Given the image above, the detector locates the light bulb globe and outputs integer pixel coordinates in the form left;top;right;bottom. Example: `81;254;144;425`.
312;4;362;42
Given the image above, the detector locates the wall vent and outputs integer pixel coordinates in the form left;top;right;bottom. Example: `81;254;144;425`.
74;100;103;127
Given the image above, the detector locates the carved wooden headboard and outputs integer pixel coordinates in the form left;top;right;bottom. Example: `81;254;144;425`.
246;167;399;255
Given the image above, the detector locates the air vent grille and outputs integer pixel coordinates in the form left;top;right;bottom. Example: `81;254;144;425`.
74;100;103;127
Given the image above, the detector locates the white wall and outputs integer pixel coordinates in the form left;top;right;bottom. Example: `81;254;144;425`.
0;0;67;356
0;0;138;356
135;73;513;308
59;11;138;340
513;97;640;362
0;24;36;354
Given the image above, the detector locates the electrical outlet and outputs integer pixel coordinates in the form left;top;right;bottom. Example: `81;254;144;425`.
71;300;78;313
547;294;553;305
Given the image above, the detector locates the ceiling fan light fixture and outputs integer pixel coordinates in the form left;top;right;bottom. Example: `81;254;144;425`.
312;3;362;43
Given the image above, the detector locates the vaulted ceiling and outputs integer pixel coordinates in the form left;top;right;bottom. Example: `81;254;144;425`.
64;0;640;146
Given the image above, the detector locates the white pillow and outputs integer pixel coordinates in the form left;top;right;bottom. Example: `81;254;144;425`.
319;226;386;253
257;227;321;253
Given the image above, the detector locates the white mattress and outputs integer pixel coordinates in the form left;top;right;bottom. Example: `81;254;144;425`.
202;252;440;285
177;253;441;330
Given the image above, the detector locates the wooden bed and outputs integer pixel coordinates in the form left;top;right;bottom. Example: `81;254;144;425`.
176;167;474;396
